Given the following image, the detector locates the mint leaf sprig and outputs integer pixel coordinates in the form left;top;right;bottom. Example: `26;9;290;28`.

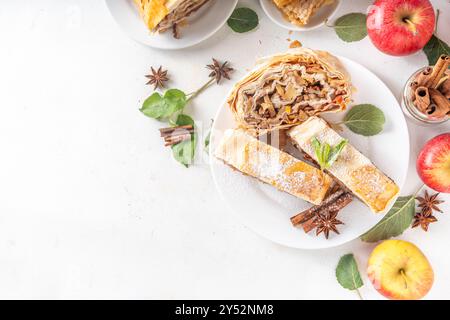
311;137;348;171
140;59;234;167
140;79;215;122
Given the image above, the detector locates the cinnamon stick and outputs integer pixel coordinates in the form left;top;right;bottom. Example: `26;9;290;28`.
415;67;433;86
161;128;194;139
303;193;353;234
409;80;419;101
414;86;431;113
290;189;346;227
426;55;450;88
164;133;191;146
159;125;193;136
440;79;450;99
428;88;450;118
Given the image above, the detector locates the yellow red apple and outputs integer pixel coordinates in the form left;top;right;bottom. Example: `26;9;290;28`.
367;240;434;300
417;133;450;193
367;0;435;56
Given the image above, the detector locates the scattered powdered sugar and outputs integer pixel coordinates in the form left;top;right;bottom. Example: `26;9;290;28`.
251;149;284;179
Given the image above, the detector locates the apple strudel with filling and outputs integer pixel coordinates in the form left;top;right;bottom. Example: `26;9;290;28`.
227;48;353;135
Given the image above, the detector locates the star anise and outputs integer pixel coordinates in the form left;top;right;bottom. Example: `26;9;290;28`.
416;190;444;214
313;211;344;239
145;66;169;90
206;58;234;84
412;208;438;232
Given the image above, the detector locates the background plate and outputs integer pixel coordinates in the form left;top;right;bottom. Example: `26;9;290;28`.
260;0;341;31
210;55;410;249
105;0;238;50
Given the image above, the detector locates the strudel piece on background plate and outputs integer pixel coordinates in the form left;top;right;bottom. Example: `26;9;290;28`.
133;0;210;37
215;129;333;205
288;116;400;213
272;0;335;26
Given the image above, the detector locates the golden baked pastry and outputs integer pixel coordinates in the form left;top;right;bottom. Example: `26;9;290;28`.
288;116;400;213
227;48;353;135
215;129;334;205
133;0;209;35
273;0;335;26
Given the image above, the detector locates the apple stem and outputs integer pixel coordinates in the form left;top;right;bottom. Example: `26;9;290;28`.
404;18;418;35
355;288;363;300
400;269;408;290
435;9;440;34
414;184;426;197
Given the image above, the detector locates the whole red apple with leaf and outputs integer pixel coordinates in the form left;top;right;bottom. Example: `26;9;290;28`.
366;0;436;56
330;0;448;62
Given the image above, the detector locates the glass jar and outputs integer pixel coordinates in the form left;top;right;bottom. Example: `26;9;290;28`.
401;67;449;126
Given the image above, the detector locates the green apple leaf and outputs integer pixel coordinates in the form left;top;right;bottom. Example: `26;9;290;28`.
342;104;385;136
227;7;259;33
171;114;196;168
140;89;187;120
336;254;364;299
423;34;450;66
331;13;367;42
163;89;187;118
140;92;167;119
360;195;416;243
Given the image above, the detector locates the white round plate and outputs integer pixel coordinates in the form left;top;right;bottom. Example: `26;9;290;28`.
260;0;340;31
210;55;410;249
105;0;238;50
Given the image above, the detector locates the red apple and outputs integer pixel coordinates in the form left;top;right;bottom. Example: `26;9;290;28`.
417;133;450;193
367;0;435;56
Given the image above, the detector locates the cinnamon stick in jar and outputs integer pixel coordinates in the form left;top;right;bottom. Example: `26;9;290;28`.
414;86;431;113
415;66;433;86
428;88;450;118
440;79;450;99
425;55;450;88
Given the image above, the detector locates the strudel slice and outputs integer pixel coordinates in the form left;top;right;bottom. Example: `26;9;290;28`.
227;48;352;135
288;116;400;213
272;0;336;26
133;0;210;36
215;129;333;205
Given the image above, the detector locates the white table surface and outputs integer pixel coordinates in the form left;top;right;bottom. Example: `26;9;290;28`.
0;0;449;300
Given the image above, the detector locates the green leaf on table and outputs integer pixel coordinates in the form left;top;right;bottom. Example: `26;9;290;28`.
163;89;187;117
227;7;259;33
342;104;385;136
174;113;194;127
171;114;197;167
140;92;167;119
423;34;450;65
336;254;364;294
140;89;187;120
360;195;416;243
332;13;367;42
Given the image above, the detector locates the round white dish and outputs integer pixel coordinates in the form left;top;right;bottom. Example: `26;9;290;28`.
210;55;410;250
260;0;340;31
105;0;238;50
